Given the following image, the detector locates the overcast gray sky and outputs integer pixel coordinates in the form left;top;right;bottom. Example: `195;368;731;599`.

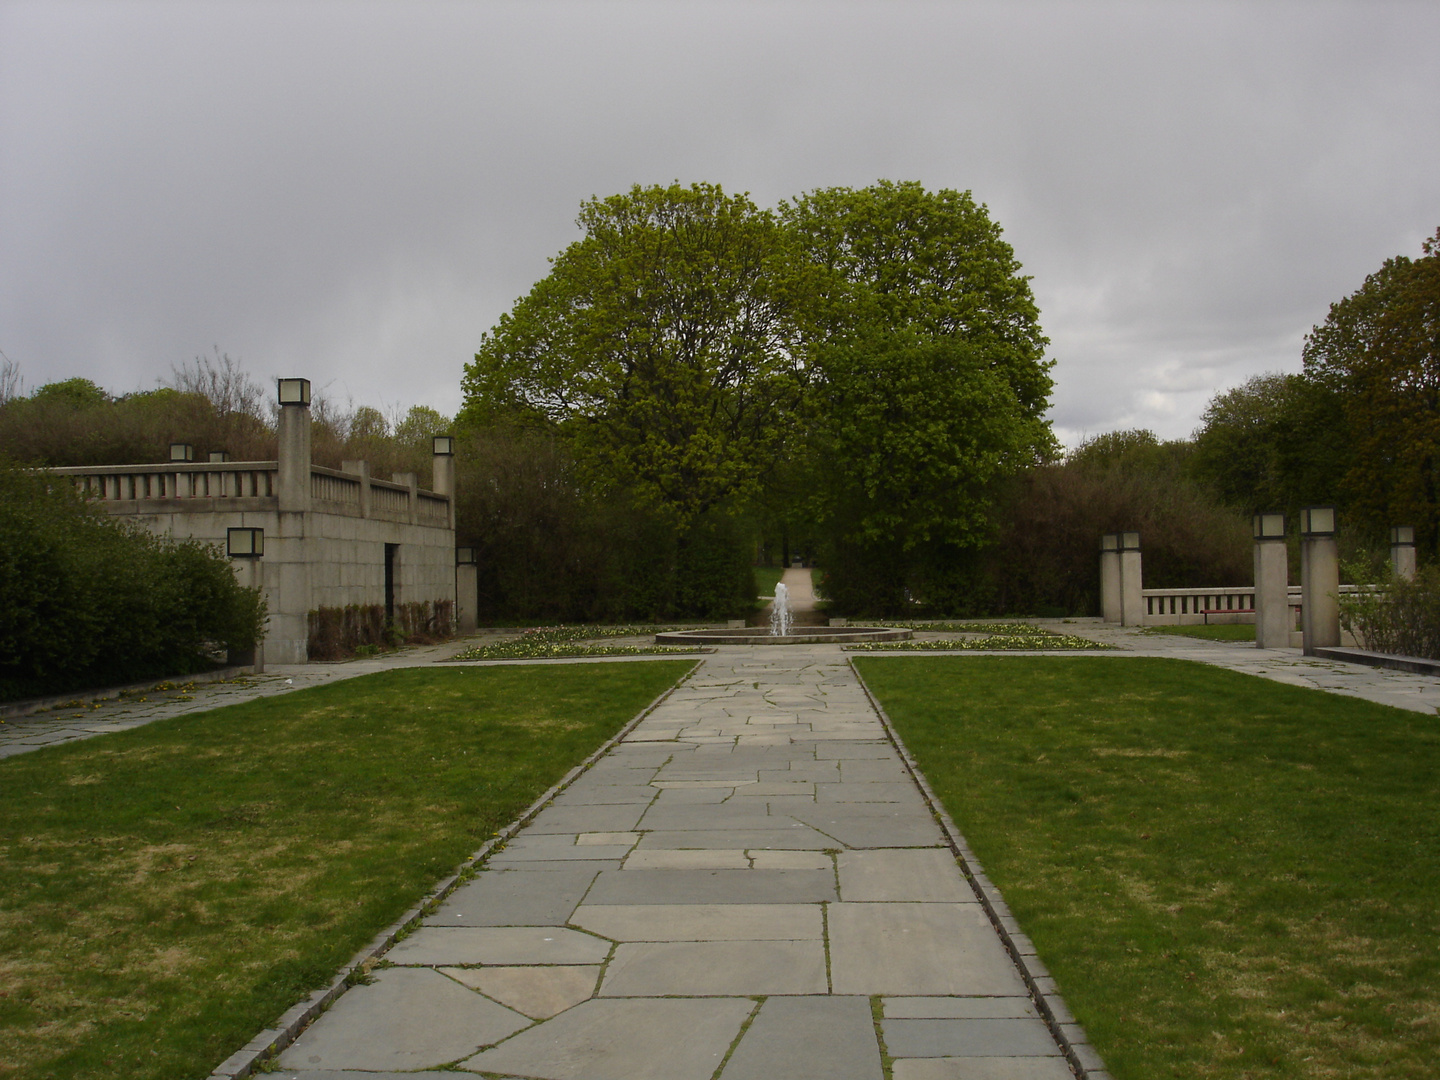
2;0;1437;447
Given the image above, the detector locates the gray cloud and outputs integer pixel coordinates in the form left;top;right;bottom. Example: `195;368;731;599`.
2;0;1437;444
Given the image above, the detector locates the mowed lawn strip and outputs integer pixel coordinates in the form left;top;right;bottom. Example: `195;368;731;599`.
0;661;694;1080
854;655;1440;1080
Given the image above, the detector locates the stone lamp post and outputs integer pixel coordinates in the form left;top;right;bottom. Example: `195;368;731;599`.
1252;513;1289;649
1300;506;1340;655
1391;526;1417;581
226;526;266;673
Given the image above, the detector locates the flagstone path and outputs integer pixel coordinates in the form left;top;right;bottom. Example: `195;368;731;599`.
273;646;1086;1080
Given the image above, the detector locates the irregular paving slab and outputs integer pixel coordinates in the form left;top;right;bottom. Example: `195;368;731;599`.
891;1058;1076;1080
885;997;1039;1019
570;902;823;941
624;848;752;869
599;939;827;996
277;968;528;1071
442;964;600;1019
269;646;1073;1079
719;995;883;1080
883;1018;1063;1057
838;849;974;902
525;804;650;832
829;903;1028;996
636;826;835;850
750;849;832;869
584;867;837;905
462;996;754;1080
427;868;598;926
388;926;611;966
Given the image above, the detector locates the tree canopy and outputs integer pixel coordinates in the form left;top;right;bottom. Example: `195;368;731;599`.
460;179;1057;613
1303;227;1440;546
461;182;807;527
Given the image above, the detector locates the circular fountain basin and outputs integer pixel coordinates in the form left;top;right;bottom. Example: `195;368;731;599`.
654;626;912;646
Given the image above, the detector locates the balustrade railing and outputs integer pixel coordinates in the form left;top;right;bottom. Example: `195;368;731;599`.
52;462;279;501
48;461;449;525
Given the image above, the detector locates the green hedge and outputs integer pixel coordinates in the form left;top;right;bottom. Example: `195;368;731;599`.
0;465;266;701
1339;567;1440;660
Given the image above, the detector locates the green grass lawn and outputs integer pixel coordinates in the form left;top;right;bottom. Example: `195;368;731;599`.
0;661;694;1080
754;565;786;600
854;655;1440;1080
1144;622;1257;642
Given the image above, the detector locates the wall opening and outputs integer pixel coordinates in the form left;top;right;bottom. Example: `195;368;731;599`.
384;543;399;621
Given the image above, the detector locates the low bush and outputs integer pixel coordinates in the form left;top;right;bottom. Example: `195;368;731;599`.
1339;566;1440;659
0;464;265;700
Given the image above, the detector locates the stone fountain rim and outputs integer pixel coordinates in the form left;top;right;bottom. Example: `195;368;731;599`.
654;626;913;645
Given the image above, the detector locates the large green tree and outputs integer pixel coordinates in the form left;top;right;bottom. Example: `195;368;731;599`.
460;182;808;528
1190;372;1349;517
1303;227;1440;549
782;182;1055;609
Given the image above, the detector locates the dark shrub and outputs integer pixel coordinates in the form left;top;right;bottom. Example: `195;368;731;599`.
0;464;266;700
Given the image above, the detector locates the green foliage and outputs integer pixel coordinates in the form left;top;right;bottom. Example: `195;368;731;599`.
1305;227;1440;552
784;182;1056;610
1191;371;1349;517
30;377;110;408
460;180;1057;619
980;434;1252;617
0;464;265;700
1338;565;1440;659
783;180;1053;417
462;181;806;528
452;424;753;622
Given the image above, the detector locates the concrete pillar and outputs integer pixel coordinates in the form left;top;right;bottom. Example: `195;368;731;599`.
1252;513;1290;649
1391;526;1417;581
273;379;312;663
456;560;478;634
276;381;312;514
341;459;372;517
1300;506;1340;654
1119;532;1144;627
228;554;266;673
1099;534;1121;623
432;436;456;529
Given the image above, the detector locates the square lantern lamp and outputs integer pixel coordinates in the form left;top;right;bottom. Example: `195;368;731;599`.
277;378;311;406
227;527;264;558
1119;531;1141;551
1100;533;1119;552
169;442;194;462
433;435;455;456
1392;525;1416;546
456;546;477;566
1253;513;1287;540
1300;506;1337;537
208;450;230;463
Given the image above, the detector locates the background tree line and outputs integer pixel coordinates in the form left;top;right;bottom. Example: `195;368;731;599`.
5;203;1432;624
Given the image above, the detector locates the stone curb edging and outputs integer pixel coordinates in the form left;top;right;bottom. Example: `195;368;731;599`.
1312;645;1440;677
207;658;704;1079
0;665;258;720
849;658;1113;1080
